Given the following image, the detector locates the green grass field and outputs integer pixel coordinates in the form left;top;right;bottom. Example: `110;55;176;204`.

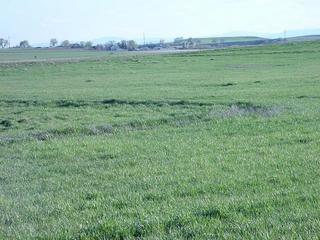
1;41;320;239
0;48;112;63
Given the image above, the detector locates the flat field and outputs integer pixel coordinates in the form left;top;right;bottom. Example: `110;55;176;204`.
0;42;320;239
0;48;111;63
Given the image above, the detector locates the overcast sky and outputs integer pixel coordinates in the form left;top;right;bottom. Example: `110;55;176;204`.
1;0;320;44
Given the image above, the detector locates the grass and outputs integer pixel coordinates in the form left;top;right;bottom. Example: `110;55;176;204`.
0;48;112;62
1;41;320;239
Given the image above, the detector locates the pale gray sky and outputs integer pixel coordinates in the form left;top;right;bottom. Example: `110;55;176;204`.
1;0;320;44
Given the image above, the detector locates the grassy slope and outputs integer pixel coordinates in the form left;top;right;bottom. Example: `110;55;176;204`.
0;42;320;239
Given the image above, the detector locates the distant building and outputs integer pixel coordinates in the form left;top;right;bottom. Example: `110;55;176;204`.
70;43;81;49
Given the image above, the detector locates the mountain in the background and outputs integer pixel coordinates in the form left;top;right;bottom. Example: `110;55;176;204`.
30;28;320;47
220;28;320;39
92;36;174;45
92;29;320;44
266;28;320;38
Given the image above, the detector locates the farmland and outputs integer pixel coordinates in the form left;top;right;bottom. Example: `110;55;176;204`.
1;41;320;239
0;48;111;63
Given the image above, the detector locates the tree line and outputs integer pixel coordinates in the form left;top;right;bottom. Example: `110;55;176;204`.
50;39;139;51
1;37;203;50
0;38;139;51
0;38;31;48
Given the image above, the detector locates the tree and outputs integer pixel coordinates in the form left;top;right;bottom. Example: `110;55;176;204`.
183;38;199;49
0;38;9;48
0;39;4;48
127;40;137;51
160;39;165;47
50;38;58;47
104;41;115;51
20;40;30;48
110;44;119;51
80;41;86;48
61;40;70;48
118;40;127;49
95;44;105;51
85;41;93;49
4;39;9;48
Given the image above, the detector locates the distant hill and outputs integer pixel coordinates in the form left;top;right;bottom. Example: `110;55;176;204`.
220;28;320;39
171;34;320;49
92;36;174;45
273;29;320;39
90;28;320;45
30;28;320;48
180;36;266;44
186;35;320;44
286;35;320;42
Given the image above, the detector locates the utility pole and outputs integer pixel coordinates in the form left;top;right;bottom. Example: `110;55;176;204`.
283;30;287;42
8;36;11;48
143;32;146;45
